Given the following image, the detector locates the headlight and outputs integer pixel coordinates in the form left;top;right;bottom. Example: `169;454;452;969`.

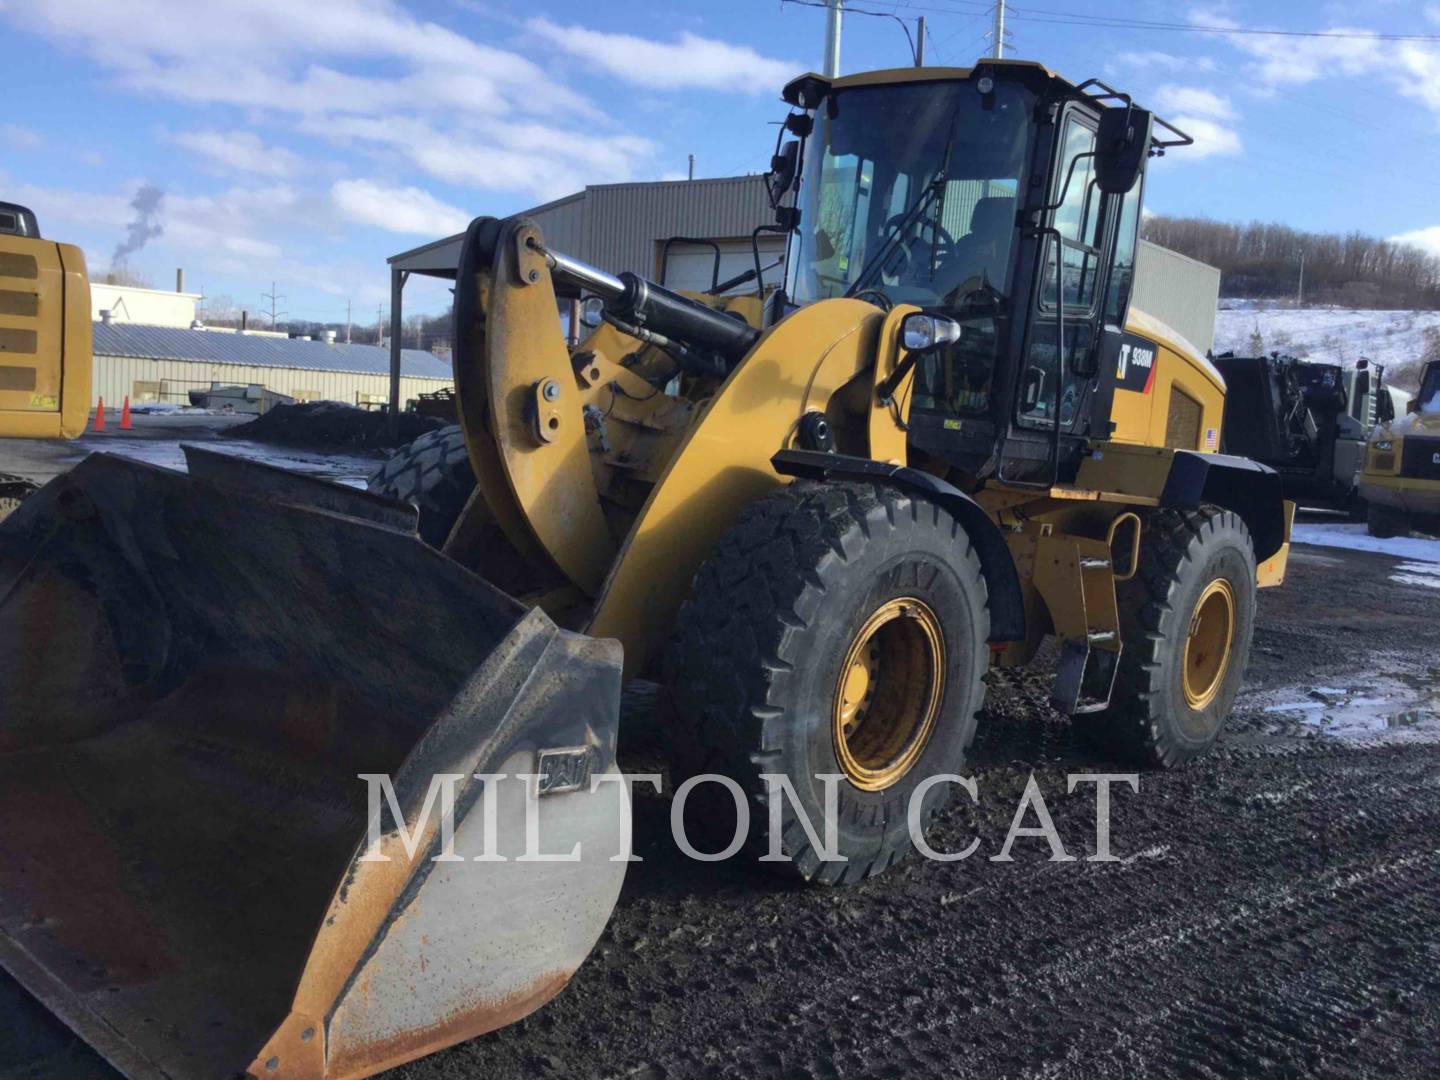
1371;440;1393;453
901;313;962;352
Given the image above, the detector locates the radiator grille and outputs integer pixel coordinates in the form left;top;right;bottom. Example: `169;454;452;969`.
1165;389;1202;450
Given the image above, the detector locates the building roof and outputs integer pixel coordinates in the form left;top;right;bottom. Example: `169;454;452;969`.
92;322;452;380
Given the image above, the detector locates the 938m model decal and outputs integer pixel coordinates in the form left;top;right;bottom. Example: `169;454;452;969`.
1115;333;1159;394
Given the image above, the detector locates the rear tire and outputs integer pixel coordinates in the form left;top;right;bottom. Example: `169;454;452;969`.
367;425;476;547
1076;507;1256;768
666;481;990;884
1366;501;1407;539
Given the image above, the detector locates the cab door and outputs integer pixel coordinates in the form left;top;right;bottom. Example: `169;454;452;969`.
1000;107;1134;484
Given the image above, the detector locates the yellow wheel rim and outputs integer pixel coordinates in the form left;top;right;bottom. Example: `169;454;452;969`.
1183;578;1236;710
831;597;945;791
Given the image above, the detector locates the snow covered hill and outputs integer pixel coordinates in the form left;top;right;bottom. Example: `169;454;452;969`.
1213;303;1440;385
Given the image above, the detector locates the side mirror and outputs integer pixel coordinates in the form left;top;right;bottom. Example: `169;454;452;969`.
1354;368;1370;401
767;140;801;209
1377;391;1395;424
1095;106;1152;195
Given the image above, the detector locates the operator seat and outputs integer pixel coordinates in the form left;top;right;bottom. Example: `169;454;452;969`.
947;195;1016;294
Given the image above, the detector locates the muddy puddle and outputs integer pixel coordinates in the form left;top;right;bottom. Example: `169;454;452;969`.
1245;666;1440;744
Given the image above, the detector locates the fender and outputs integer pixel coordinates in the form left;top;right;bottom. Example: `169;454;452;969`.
771;448;1026;643
1160;451;1287;562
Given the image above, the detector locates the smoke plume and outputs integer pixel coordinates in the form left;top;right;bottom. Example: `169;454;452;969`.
111;184;165;266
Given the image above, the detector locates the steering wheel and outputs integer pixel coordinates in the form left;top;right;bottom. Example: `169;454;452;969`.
949;275;1006;319
880;213;956;283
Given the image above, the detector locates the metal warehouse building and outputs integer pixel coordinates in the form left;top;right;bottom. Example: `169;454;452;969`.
91;322;452;410
389;175;783;295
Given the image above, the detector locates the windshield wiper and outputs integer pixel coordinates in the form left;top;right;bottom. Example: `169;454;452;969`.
843;177;944;299
845;104;963;300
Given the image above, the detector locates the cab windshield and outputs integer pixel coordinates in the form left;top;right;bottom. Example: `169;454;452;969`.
787;78;1035;311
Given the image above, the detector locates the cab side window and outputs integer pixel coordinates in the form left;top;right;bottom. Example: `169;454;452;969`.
1020;115;1101;428
1104;179;1142;326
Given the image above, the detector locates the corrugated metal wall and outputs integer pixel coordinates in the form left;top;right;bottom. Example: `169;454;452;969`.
529;194;588;256
1132;240;1221;355
94;354;449;409
529;177;773;279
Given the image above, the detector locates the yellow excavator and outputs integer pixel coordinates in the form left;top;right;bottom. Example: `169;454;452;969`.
0;60;1292;1078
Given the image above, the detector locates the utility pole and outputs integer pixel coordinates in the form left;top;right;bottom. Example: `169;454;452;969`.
991;0;1006;59
345;300;352;344
261;281;287;330
822;0;843;78
1297;250;1306;307
376;303;384;347
688;154;695;181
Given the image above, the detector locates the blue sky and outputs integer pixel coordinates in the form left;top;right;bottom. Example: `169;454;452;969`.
3;0;1439;321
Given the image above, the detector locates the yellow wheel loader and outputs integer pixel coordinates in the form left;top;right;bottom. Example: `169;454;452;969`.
0;60;1293;1078
0;201;92;440
1359;358;1440;537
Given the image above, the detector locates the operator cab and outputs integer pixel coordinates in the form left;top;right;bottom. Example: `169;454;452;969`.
775;62;1189;486
0;202;41;239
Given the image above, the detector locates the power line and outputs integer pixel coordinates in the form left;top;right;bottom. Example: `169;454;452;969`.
782;0;926;65
838;0;1440;40
1000;5;1440;42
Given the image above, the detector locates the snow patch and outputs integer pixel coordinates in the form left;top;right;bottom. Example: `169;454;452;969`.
1214;305;1440;375
1291;523;1440;563
1391;572;1440;590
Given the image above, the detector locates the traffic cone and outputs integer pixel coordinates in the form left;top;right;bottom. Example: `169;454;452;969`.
120;396;133;431
93;397;106;432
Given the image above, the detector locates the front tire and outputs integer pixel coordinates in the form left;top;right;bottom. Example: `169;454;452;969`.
1077;507;1256;768
1366;501;1407;539
666;481;990;884
367;425;476;547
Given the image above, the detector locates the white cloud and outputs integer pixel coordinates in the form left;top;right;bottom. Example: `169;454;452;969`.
331;179;469;236
5;175;318;268
5;172;397;302
1393;43;1440;117
171;130;300;177
527;17;797;93
2;123;44;150
1153;85;1236;121
1391;225;1440;259
1147;84;1241;159
1202;12;1440;126
1113;50;1217;74
1;0;652;201
1166;116;1243;159
1190;9;1384;90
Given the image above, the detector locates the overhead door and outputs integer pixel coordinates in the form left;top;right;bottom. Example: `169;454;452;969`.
658;237;787;296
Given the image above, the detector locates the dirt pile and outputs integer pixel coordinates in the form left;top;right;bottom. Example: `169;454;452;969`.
221;402;443;449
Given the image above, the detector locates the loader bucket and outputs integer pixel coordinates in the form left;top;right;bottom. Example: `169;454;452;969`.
0;450;627;1079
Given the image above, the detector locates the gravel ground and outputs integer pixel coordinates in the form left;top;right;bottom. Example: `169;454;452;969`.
3;541;1439;1079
